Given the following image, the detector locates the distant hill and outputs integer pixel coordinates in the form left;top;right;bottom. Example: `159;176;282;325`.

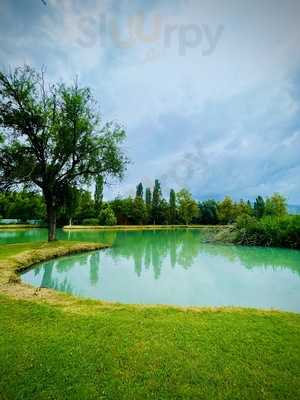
288;205;300;215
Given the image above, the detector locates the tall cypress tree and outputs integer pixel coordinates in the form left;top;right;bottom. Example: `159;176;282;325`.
254;196;265;218
152;179;162;224
145;187;152;206
136;182;143;198
169;189;177;224
145;187;152;224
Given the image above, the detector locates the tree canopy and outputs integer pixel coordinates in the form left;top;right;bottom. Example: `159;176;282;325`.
136;182;143;198
177;189;199;225
0;66;127;240
0;184;291;228
94;176;104;214
169;189;177;224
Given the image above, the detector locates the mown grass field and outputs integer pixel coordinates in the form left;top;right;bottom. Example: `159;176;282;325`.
0;241;300;399
1;295;300;400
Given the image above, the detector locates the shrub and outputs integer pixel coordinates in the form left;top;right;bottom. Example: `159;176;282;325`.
99;205;117;226
82;218;99;226
234;215;300;249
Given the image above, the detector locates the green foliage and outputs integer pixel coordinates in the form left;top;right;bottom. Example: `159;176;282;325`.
0;66;127;240
265;193;287;217
145;188;152;206
199;200;219;225
82;218;99;226
177;189;199;225
136;182;143;199
0;171;294;250
145;187;152;223
74;190;95;222
254;196;265;218
151;179;162;224
110;197;132;225
235;199;253;217
158;199;170;225
59;186;80;225
99;204;117;226
252;194;287;220
94;176;104;214
169;189;177;224
132;196;147;225
217;196;236;224
0;190;45;222
235;214;300;248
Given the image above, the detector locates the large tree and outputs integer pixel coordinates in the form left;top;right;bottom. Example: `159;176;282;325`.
132;196;147;225
217;196;236;224
0;66;127;240
145;187;152;224
177;189;198;225
199;200;219;225
136;182;143;199
145;187;152;207
253;196;265;219
265;193;287;217
151;179;162;224
169;189;177;224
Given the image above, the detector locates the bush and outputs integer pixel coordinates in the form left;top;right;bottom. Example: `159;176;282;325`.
234;215;300;249
99;205;117;226
82;218;99;226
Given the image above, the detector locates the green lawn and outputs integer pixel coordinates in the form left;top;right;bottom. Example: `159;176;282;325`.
0;241;300;399
0;295;299;399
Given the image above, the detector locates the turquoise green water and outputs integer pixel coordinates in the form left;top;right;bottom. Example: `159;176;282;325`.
1;229;300;311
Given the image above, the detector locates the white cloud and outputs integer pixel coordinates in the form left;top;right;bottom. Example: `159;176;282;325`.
1;0;300;202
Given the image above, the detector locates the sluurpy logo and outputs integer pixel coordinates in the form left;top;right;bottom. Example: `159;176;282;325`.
76;11;224;62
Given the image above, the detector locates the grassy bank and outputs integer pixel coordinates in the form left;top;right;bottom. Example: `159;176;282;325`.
0;241;300;398
0;241;110;302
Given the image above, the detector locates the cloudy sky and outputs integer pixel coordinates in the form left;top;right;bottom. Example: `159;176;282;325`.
1;0;300;203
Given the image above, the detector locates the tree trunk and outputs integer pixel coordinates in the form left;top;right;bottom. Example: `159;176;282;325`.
46;202;57;242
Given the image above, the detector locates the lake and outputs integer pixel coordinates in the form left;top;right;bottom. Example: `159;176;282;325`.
1;229;300;312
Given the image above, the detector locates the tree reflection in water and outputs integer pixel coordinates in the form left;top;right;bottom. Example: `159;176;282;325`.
90;252;101;286
37;229;300;289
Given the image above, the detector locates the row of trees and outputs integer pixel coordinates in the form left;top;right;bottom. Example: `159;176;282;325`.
111;180;199;226
0;191;45;221
0;179;288;226
104;183;287;226
0;66;291;240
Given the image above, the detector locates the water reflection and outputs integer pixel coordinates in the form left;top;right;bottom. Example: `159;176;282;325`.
0;228;117;245
90;252;101;286
18;230;300;311
0;228;48;244
107;230;208;279
105;230;300;279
